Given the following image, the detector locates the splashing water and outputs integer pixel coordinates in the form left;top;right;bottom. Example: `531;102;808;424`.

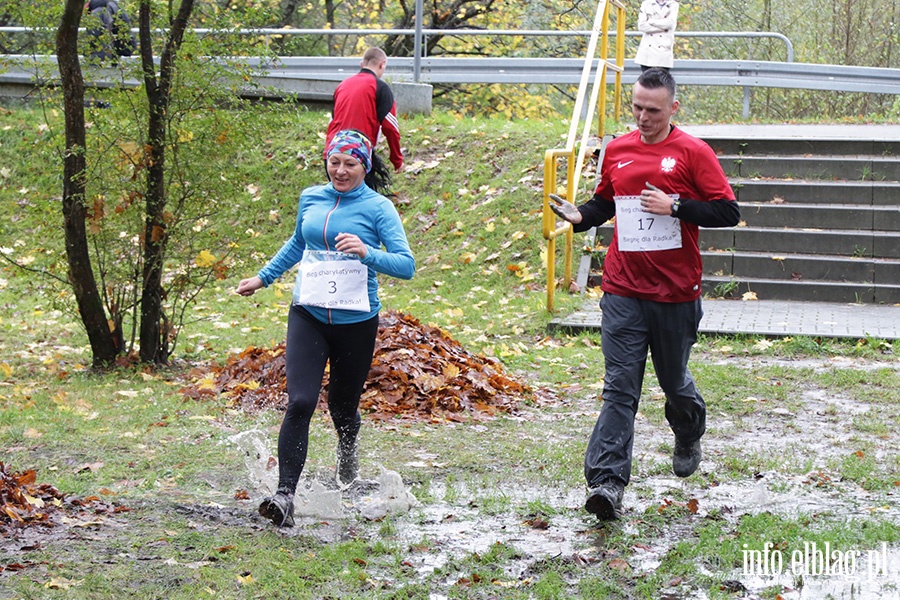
226;429;277;496
358;467;418;521
294;480;345;519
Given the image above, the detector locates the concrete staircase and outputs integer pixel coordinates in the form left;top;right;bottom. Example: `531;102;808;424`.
583;128;900;304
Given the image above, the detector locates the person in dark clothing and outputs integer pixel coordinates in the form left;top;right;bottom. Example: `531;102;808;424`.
549;68;740;521
84;0;136;64
324;47;403;195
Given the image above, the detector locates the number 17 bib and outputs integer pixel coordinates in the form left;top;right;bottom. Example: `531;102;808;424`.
614;196;682;252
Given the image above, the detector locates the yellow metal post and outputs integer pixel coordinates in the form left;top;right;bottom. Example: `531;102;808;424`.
542;0;626;313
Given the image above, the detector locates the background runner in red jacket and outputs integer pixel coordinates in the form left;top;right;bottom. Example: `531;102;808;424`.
325;47;403;195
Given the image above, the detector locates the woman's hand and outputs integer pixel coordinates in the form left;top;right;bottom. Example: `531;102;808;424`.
235;276;264;296
335;232;368;259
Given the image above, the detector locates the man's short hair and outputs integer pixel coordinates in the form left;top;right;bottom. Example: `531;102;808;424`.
636;68;677;102
362;47;387;66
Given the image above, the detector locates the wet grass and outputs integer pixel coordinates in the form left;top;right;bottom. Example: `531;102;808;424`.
3;104;900;598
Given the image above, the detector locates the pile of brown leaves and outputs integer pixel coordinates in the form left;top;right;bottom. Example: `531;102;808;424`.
0;463;123;535
181;310;531;421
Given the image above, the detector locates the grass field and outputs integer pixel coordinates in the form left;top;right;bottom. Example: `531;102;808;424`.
2;100;899;599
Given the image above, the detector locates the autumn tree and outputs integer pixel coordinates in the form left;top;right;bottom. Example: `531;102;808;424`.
0;0;280;367
57;0;120;367
133;0;196;363
91;2;275;365
680;0;900;118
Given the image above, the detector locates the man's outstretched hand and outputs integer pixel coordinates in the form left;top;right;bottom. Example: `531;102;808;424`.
548;193;582;224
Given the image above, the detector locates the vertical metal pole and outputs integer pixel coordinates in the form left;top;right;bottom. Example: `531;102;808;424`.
742;86;750;119
414;0;423;82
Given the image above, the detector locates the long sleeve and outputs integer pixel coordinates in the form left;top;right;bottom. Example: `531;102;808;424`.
677;198;740;228
257;199;306;286
639;1;678;33
360;198;415;279
573;192;617;233
375;79;403;171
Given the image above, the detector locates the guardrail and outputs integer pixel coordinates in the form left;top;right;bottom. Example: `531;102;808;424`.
0;26;795;65
245;56;899;90
260;56;900;119
4;55;900;118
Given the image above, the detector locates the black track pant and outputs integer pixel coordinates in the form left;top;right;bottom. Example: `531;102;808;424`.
584;293;705;488
276;305;379;494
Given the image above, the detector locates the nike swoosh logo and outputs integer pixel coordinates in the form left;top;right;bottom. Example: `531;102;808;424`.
617;160;634;169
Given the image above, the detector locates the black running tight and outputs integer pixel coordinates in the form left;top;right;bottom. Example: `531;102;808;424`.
276;305;379;494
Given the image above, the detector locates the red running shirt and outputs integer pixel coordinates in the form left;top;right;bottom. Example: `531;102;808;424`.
595;127;735;302
325;69;403;171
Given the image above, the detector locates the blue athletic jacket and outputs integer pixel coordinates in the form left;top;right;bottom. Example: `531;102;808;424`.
257;182;414;324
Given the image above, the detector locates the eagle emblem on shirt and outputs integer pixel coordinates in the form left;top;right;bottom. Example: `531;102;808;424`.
661;157;676;172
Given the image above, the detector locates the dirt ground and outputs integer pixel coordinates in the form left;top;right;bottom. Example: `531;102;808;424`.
3;354;899;599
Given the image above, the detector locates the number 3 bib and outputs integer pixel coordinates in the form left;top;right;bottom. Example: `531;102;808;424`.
295;250;370;312
614;196;682;252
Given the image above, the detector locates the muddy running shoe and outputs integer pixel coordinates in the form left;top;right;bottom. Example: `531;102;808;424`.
584;481;624;520
673;438;702;477
258;492;294;528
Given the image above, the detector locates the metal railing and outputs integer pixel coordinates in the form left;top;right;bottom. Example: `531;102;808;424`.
4;54;899;117
0;25;794;73
539;0;626;313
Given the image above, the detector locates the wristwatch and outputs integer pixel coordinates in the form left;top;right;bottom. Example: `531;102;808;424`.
671;199;681;216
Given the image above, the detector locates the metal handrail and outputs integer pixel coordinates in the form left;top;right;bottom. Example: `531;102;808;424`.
541;0;626;313
6;55;898;95
0;26;794;71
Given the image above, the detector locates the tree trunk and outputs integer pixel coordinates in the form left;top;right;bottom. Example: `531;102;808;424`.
137;0;195;364
279;0;298;27
57;0;119;368
325;0;334;55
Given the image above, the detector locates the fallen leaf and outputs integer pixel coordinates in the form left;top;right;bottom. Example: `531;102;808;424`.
44;577;82;590
608;557;630;572
181;311;531;423
73;462;104;474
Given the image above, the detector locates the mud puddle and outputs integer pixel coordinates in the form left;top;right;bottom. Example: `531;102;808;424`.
8;367;892;598
215;373;900;599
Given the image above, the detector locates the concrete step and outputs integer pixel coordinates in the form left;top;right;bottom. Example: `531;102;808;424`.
701;275;900;304
586;249;900;282
552;298;900;340
584;264;900;303
718;155;900;181
730;178;900;205
595;224;900;258
701;250;900;283
706;138;900;156
736;203;900;231
579;126;900;304
582;270;900;303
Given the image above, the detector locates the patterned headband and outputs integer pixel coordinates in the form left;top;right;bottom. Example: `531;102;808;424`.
326;130;373;173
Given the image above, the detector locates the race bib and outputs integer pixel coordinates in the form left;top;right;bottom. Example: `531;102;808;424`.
615;196;682;252
295;250;370;312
